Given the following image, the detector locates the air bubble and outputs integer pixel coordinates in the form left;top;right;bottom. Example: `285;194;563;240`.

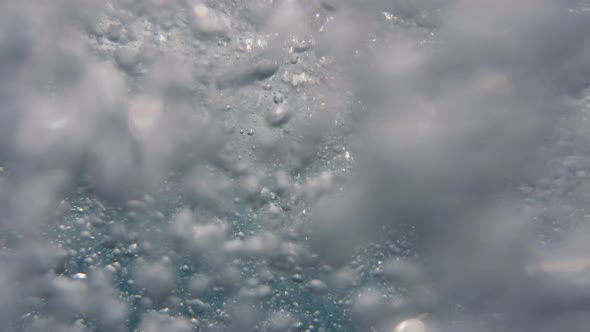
114;46;140;72
266;105;292;127
291;274;304;283
72;273;87;280
273;92;284;104
393;318;425;332
305;279;328;294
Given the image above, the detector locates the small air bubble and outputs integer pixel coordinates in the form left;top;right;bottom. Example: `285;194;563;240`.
266;105;292;127
273;92;284;104
72;273;87;280
291;274;304;283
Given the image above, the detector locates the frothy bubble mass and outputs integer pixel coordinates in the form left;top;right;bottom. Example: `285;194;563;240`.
1;0;590;331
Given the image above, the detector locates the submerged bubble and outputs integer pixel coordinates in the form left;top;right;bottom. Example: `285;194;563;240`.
191;3;230;39
305;279;328;294
266;105;292;127
114;46;140;72
72;273;87;280
393;318;425;332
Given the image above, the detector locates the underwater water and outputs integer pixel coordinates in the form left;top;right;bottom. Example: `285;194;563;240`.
2;0;590;331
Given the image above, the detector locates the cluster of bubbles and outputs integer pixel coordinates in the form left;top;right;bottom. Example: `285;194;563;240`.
2;0;590;331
